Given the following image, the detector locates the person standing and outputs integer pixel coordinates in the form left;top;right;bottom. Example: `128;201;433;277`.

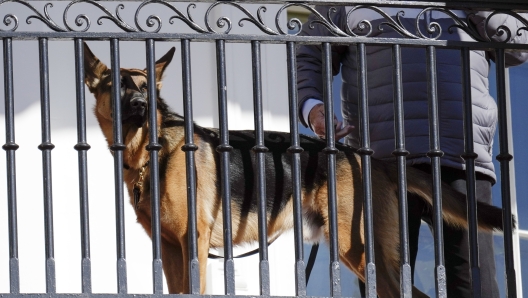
297;6;528;297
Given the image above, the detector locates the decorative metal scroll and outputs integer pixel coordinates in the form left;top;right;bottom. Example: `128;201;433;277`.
1;0;528;43
64;0;138;32
0;0;67;32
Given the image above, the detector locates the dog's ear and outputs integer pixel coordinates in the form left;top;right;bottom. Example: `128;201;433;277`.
84;42;109;93
154;47;176;84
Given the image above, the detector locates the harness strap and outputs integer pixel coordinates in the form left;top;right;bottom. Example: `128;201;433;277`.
208;241;320;286
207;235;279;260
305;243;319;284
207;247;262;260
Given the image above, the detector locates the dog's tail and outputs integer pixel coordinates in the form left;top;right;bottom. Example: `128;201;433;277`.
401;166;513;232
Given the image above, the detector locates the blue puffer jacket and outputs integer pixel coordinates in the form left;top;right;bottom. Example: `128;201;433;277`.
297;6;528;181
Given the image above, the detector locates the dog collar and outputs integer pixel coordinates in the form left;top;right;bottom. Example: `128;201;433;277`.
133;161;149;210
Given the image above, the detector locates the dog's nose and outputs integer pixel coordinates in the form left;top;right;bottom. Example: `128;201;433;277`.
130;97;147;109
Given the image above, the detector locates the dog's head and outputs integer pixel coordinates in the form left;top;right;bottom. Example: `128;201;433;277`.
83;43;175;130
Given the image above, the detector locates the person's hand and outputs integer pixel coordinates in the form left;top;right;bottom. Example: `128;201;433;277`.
308;103;354;140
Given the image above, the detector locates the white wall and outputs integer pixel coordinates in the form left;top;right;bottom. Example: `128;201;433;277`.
0;1;295;295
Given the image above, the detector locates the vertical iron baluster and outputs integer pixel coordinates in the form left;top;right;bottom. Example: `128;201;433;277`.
460;47;481;298
425;45;447;298
251;40;270;296
3;37;20;294
109;38;128;294
215;39;235;295
495;48;517;298
38;37;56;294
391;44;411;298
74;38;92;294
145;39;163;295
181;39;200;295
321;42;341;298
357;43;376;298
286;41;306;296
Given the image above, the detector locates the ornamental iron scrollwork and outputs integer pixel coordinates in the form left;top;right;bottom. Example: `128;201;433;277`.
275;3;305;35
0;0;66;32
1;12;18;32
415;8;528;42
204;2;278;35
484;10;528;42
416;8;485;41
345;6;419;39
135;0;207;33
297;5;348;37
64;0;138;32
306;5;528;43
0;0;527;45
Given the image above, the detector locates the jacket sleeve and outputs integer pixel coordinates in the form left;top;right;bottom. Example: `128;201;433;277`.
296;6;348;127
470;10;528;66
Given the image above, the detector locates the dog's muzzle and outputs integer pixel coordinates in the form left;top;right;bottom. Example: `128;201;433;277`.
124;96;148;127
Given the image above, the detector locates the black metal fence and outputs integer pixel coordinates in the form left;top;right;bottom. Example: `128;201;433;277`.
1;0;527;297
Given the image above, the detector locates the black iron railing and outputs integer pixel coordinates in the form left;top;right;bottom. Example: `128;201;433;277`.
1;1;526;297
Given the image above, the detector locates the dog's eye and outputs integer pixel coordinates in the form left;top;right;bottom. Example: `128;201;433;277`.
120;78;126;89
141;83;147;92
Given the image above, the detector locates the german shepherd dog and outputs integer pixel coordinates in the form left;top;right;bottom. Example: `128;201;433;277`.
83;43;507;298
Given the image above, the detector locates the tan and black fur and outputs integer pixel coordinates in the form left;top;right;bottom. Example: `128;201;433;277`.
83;43;508;298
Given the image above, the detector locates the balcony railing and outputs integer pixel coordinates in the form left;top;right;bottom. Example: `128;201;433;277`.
1;1;526;297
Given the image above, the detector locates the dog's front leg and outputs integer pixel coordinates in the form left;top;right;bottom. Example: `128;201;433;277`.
197;229;211;294
161;238;188;294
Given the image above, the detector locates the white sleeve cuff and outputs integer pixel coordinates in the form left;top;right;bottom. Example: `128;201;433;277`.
302;98;324;130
